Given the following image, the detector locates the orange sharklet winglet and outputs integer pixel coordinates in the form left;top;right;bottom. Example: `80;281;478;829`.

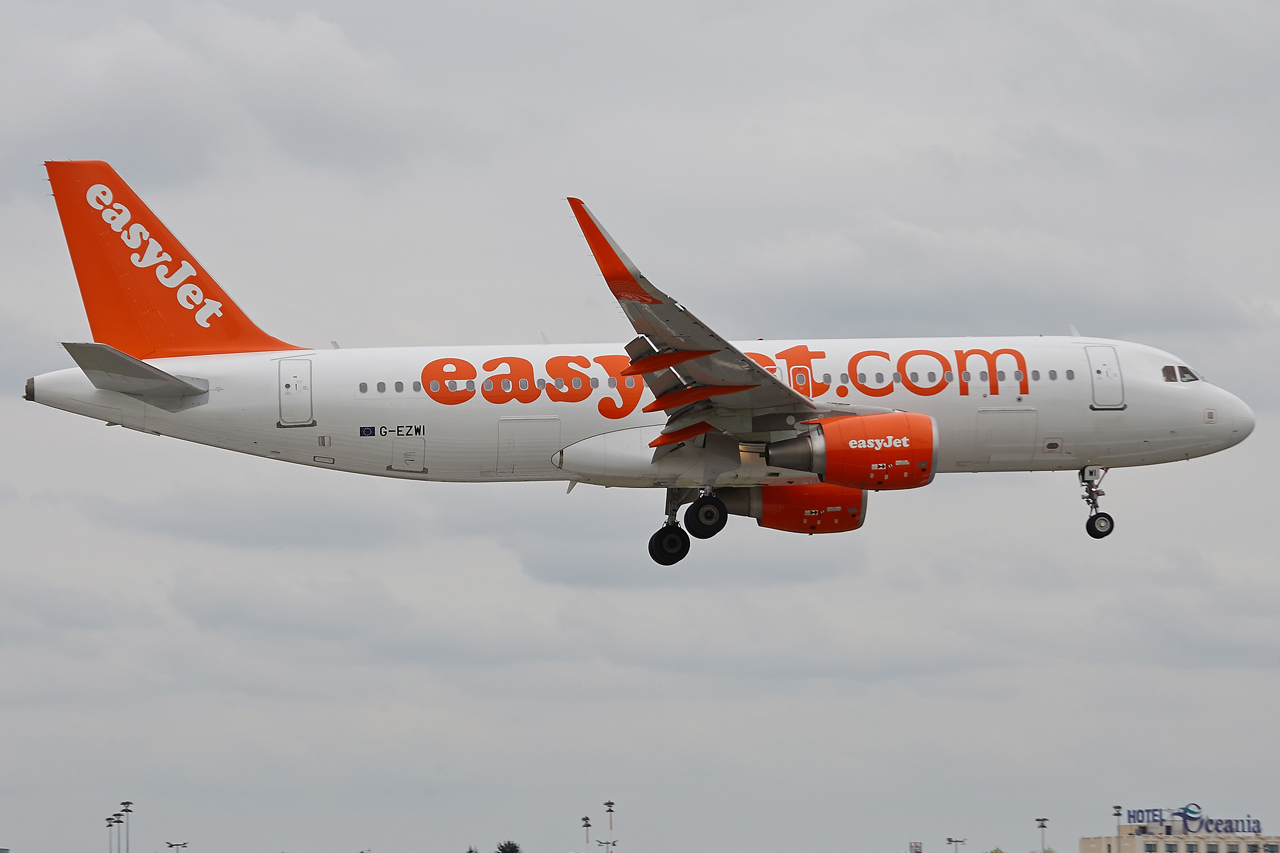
649;421;717;448
641;383;759;413
567;197;662;305
622;349;720;376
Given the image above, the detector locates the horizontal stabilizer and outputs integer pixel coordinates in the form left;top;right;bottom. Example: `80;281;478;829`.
62;342;208;397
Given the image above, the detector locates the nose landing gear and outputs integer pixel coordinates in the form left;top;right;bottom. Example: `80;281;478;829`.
1079;465;1115;539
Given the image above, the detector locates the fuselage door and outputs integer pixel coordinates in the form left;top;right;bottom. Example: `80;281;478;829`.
1085;346;1125;409
391;437;425;472
279;358;314;425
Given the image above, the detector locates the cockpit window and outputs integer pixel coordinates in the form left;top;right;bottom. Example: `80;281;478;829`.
1162;365;1177;382
1178;365;1199;382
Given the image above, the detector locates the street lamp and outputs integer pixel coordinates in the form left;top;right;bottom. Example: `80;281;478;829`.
113;813;124;853
121;801;133;853
596;842;618;852
165;844;188;850
583;816;592;846
1037;818;1049;853
1115;806;1124;853
948;837;967;853
106;817;115;853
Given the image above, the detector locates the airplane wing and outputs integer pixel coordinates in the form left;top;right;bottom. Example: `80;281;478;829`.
568;199;889;446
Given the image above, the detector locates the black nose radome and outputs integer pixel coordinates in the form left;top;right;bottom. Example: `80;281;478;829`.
24;377;34;401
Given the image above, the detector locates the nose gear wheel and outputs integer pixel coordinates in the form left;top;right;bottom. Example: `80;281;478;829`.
1079;466;1115;539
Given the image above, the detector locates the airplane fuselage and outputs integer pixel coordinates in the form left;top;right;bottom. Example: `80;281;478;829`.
30;335;1254;489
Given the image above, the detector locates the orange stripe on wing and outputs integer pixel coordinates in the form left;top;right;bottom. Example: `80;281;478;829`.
641;384;758;413
649;421;717;448
621;349;719;376
567;198;661;304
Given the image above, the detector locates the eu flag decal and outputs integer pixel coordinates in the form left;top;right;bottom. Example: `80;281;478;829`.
359;426;376;437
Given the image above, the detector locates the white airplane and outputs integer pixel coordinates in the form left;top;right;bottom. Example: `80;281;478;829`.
27;161;1255;563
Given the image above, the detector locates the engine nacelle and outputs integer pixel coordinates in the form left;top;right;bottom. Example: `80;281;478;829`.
720;483;868;534
764;412;938;490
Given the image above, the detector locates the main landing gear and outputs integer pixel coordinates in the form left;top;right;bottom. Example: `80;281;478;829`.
1079;465;1115;539
648;488;728;564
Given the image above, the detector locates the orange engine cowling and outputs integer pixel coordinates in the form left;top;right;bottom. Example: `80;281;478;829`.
764;411;938;490
719;483;868;535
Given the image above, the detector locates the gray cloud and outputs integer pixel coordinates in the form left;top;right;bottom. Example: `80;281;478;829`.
2;2;1278;852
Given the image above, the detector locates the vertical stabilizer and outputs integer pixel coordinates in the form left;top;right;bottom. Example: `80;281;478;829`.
45;160;299;358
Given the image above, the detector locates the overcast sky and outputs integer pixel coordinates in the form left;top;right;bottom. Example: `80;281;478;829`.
1;1;1277;852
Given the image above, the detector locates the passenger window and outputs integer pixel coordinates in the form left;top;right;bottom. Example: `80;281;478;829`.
961;371;971;381
537;378;546;389
412;381;421;392
1066;370;1075;379
572;377;582;389
795;373;807;385
430;380;440;392
927;372;936;383
909;372;919;382
822;373;832;385
979;371;988;382
1031;370;1040;381
359;382;367;393
377;381;386;393
997;370;1006;381
394;381;404;393
608;377;617;388
892;372;902;383
483;379;493;391
1014;370;1023;381
840;373;850;384
1049;370;1057;380
944;371;954;381
501;379;512;392
446;380;456;391
519;378;528;390
555;378;565;389
465;380;475;391
625;376;636;388
1179;366;1199;382
590;377;599;389
857;373;867;383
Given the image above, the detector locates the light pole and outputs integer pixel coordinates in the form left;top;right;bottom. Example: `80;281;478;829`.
583;816;591;846
113;813;124;853
1037;818;1049;853
106;817;115;853
1115;806;1123;853
121;801;133;853
605;800;615;849
948;837;967;853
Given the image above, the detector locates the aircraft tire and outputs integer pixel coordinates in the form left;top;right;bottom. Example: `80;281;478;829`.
649;524;691;565
685;495;729;539
1086;512;1115;539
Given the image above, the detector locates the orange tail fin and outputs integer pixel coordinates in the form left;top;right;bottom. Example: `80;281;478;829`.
46;160;299;359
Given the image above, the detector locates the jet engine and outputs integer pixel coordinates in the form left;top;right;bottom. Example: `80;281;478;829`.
720;483;868;535
764;412;938;490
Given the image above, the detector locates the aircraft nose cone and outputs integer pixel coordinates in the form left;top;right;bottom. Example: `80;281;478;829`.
1221;391;1255;444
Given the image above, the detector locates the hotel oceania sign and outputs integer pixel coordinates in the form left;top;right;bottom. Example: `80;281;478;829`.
1126;804;1263;835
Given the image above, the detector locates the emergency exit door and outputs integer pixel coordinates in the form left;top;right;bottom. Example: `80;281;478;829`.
279;359;314;425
